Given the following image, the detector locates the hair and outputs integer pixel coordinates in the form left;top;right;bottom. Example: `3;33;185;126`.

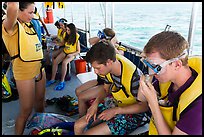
143;31;189;65
103;28;115;40
19;2;35;11
3;2;7;10
85;41;116;65
64;23;77;45
2;9;6;17
54;21;60;27
34;7;37;14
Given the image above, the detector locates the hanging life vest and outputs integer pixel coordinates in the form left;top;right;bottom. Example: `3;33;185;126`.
105;54;138;107
2;70;19;102
57;2;65;9
2;71;12;100
44;2;54;8
149;56;202;135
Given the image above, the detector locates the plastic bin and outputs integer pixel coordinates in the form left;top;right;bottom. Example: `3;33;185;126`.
75;59;87;74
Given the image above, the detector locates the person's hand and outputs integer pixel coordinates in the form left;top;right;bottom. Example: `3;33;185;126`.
139;75;158;106
85;101;98;124
98;107;117;121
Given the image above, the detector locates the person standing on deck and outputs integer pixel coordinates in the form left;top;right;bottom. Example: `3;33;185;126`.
2;2;46;135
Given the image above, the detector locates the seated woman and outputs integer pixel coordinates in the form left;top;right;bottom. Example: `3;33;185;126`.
75;75;106;118
51;18;68;41
46;23;80;90
44;18;67;65
89;28;126;55
51;18;68;60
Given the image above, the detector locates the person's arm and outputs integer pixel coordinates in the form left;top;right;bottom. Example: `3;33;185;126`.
3;2;18;34
115;101;149;115
39;17;50;36
88;37;100;46
69;40;81;57
85;83;111;122
139;75;174;134
54;38;65;47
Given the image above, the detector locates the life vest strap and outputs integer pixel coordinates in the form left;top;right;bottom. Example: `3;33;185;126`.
35;59;46;82
10;54;19;60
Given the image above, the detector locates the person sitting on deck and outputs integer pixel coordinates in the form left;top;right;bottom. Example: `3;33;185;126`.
46;23;80;91
74;40;150;135
43;18;67;66
75;74;106;118
137;31;202;135
89;28;126;55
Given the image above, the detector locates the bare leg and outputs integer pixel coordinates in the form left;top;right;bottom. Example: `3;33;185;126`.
60;55;75;82
84;122;111;135
50;52;65;80
74;115;88;135
15;79;35;135
77;85;104;118
51;48;63;60
35;70;46;112
75;80;98;97
74;115;111;135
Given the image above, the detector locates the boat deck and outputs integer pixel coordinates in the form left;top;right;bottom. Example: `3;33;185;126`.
2;66;82;135
2;63;149;135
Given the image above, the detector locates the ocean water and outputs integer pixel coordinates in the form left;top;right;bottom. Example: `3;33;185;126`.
36;2;202;55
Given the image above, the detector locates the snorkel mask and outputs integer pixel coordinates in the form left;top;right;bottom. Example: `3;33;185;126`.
58;18;67;24
141;49;188;75
97;30;112;40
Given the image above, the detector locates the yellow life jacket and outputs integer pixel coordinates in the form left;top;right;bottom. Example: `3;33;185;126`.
115;43;126;51
149;56;202;135
106;54;138;107
3;21;43;62
63;33;80;54
57;28;66;42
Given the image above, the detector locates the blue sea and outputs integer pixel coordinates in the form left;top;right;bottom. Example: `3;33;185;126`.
36;2;202;55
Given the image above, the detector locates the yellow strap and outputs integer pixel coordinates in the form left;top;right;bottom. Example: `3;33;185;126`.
38;128;62;135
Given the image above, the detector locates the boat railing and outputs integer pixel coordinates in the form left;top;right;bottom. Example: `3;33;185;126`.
119;42;143;55
120;42;148;74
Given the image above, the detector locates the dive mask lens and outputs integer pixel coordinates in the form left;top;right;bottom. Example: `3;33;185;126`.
97;30;106;39
142;59;162;74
